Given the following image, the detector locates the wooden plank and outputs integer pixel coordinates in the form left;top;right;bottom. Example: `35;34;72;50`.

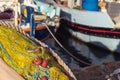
0;58;25;80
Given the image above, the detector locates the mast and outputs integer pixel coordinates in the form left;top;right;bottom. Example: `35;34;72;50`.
80;0;82;7
14;0;18;27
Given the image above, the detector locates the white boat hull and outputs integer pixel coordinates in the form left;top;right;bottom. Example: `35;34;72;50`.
68;28;120;53
59;5;120;53
60;7;114;28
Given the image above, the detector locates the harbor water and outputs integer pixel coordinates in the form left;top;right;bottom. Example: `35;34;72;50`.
43;25;120;71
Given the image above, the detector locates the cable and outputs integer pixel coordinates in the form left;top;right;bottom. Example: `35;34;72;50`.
43;23;92;66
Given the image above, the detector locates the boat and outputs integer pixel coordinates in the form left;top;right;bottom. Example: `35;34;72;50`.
0;8;14;20
54;0;120;53
0;0;20;20
0;0;60;40
20;0;60;40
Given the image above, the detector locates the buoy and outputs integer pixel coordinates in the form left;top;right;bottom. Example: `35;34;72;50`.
41;76;47;80
41;60;48;68
33;58;42;66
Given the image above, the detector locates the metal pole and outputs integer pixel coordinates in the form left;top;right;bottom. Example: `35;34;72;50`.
80;0;82;7
14;0;18;27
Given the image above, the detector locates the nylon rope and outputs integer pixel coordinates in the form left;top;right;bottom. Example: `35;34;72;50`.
43;23;92;66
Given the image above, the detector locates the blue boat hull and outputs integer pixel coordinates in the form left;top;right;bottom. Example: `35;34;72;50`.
26;29;50;40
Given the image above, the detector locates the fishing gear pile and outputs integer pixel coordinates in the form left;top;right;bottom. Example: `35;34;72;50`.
0;25;70;80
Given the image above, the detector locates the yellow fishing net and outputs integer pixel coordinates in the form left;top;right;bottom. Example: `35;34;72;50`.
0;25;70;80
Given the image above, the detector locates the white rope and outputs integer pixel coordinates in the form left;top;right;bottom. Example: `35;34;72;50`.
43;23;92;66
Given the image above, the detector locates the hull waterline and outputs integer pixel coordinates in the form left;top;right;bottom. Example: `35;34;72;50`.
60;19;120;53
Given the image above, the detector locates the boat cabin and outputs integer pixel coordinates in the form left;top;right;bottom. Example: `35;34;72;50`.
56;0;120;28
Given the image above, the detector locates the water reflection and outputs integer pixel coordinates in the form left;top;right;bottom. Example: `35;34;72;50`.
87;44;110;58
113;53;120;61
43;27;120;69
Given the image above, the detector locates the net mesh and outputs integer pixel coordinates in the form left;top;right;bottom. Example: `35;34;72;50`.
0;25;69;80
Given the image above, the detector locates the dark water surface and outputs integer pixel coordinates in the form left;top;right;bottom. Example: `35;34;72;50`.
43;26;120;71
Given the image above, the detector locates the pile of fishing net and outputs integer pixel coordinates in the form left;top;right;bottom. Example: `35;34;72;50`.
0;25;71;80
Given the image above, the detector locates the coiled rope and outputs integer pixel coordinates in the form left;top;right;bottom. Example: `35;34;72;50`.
43;23;92;66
